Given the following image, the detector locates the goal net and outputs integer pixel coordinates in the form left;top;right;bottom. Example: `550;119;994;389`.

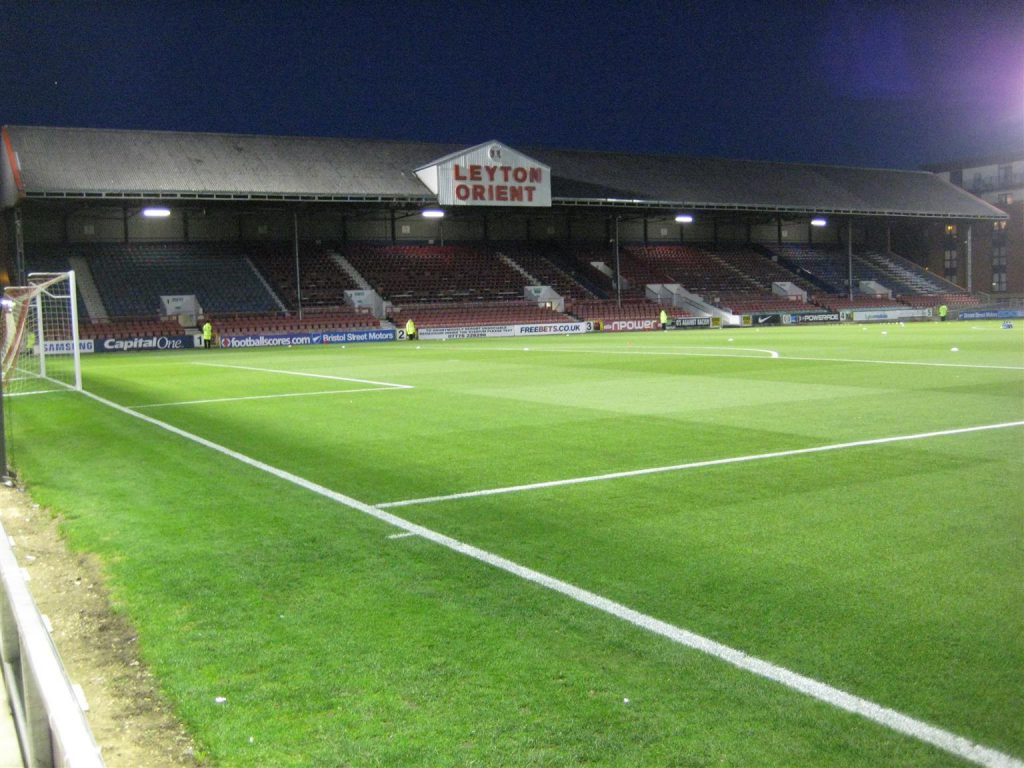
1;271;83;397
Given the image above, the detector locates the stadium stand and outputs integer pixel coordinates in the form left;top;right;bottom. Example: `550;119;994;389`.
342;243;530;303
248;242;360;310
28;242;279;319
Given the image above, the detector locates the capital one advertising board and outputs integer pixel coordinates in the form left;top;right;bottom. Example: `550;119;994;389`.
415;141;552;207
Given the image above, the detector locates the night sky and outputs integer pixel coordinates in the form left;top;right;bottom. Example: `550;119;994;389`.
2;0;1022;170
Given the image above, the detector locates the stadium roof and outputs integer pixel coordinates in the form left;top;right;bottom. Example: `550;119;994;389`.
1;125;1007;220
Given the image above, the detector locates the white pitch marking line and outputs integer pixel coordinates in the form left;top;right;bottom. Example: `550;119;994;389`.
378;420;1024;509
76;386;1023;768
193;362;414;389
131;386;406;410
387;532;417;540
474;345;781;359
780;354;1024;371
468;345;1024;371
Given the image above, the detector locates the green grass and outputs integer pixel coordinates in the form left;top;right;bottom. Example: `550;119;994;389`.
8;321;1023;767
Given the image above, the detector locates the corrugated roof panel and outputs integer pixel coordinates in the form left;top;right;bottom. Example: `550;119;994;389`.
1;125;1005;219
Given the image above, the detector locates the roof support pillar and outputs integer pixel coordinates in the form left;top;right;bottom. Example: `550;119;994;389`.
12;207;25;285
293;211;303;320
847;219;854;301
613;214;621;308
965;223;973;293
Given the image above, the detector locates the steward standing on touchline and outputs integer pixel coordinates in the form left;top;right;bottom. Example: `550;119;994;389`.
405;318;417;340
202;320;213;348
660;308;669;330
938;304;948;322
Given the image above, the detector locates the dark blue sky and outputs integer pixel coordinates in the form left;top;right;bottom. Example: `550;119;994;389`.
2;0;1021;169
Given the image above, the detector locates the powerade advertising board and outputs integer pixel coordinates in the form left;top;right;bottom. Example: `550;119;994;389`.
790;313;841;324
219;329;396;348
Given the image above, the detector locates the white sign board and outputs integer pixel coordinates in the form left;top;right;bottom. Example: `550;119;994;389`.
415;141;551;207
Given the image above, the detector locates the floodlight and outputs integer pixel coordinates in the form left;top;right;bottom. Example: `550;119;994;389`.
810;217;827;227
421;208;445;219
142;207;172;218
674;214;694;224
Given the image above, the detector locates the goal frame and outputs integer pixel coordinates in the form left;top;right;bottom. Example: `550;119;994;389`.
2;270;83;394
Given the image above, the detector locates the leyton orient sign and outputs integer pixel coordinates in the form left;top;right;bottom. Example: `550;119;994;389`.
415;141;551;207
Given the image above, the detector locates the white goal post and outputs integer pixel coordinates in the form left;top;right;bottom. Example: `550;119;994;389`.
1;271;83;396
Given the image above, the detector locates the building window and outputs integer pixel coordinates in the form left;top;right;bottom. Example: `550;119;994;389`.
998;165;1012;185
992;273;1007;292
997;193;1013;205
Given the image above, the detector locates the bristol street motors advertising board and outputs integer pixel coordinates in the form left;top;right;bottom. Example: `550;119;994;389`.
415;141;552;207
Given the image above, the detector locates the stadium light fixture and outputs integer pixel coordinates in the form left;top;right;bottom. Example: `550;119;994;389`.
421;208;445;219
810;217;828;227
142;207;172;218
674;214;694;224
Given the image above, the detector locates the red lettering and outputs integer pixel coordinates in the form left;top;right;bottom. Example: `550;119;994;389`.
525;187;535;202
509;187;523;202
472;184;485;200
513;167;527;183
469;165;482;181
485;166;497;181
454;164;467;181
529;168;542;183
495;185;508;201
455;184;470;200
500;166;512;182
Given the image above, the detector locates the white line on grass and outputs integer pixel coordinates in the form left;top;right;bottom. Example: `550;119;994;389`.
468;345;1024;371
192;362;414;389
131;386;407;410
779;354;1024;371
77;386;1022;768
378;421;1024;509
473;344;782;359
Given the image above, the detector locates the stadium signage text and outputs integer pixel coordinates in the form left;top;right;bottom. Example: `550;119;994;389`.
96;335;194;352
417;321;592;342
850;308;932;322
415;141;552;208
959;309;1024;320
605;319;658;332
219;330;396;348
42;339;95;354
790;313;840;324
452;164;543;203
670;317;714;329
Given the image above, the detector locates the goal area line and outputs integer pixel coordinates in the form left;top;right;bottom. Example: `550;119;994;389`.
377;420;1024;509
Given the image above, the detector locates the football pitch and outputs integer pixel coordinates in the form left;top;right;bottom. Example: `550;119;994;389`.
7;321;1023;767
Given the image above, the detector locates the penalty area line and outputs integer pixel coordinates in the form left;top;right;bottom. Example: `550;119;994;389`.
378;420;1024;509
130;386;409;409
76;386;1022;768
193;361;414;389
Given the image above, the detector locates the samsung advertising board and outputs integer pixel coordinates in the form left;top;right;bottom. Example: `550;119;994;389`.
415;141;552;207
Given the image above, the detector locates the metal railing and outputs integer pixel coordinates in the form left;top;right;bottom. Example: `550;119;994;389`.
0;520;104;768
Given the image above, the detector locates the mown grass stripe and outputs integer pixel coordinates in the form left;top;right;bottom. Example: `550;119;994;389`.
78;386;1023;768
